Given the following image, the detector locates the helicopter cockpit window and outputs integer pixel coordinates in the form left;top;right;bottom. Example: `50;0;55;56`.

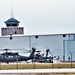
8;56;13;58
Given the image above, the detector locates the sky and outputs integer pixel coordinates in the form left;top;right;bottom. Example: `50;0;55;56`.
0;0;75;36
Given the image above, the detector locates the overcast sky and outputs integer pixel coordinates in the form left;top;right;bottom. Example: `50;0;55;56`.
0;0;75;35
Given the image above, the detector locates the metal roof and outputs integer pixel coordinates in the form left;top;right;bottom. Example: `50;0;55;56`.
4;17;20;23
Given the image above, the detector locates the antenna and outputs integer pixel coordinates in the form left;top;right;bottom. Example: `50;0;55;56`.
11;5;13;18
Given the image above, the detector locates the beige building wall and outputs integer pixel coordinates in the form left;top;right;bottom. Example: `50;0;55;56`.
1;27;24;36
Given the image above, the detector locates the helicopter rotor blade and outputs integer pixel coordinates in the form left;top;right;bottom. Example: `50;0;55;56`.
0;48;32;53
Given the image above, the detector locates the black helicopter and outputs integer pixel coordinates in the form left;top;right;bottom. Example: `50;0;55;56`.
33;49;53;63
0;48;36;63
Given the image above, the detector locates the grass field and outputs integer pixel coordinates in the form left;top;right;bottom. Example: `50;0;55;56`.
0;62;75;70
0;63;75;75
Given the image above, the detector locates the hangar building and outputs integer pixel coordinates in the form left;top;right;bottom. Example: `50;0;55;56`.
0;33;75;62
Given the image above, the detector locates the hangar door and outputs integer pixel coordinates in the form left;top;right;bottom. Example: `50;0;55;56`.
64;40;75;61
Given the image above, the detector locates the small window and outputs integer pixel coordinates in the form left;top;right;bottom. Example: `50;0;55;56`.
14;28;16;30
2;28;4;30
6;24;10;27
5;28;6;30
35;36;38;39
13;24;17;26
63;34;66;37
15;31;17;34
10;37;12;40
21;28;23;30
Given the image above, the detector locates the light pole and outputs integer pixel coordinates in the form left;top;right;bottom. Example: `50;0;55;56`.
0;61;1;70
34;55;35;69
49;49;53;68
69;52;72;68
16;55;18;69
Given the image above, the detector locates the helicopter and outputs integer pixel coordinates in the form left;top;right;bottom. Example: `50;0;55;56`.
0;48;36;63
32;49;53;63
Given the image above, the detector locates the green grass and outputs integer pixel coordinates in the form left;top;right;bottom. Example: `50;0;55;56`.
0;62;75;70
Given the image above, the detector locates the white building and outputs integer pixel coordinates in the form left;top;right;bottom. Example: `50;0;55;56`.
0;33;75;62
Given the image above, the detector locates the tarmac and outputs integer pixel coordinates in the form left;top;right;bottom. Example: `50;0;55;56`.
0;69;74;75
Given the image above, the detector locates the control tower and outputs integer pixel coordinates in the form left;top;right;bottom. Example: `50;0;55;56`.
1;17;24;36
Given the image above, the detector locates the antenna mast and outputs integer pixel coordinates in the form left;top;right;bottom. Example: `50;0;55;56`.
11;5;13;18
